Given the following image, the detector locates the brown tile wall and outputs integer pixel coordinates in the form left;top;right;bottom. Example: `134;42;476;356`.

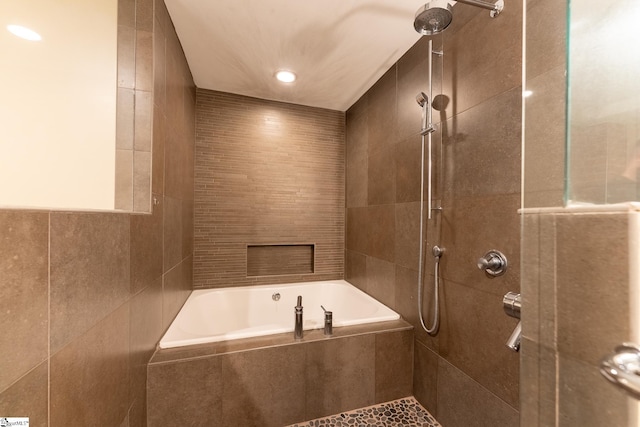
345;2;522;425
0;1;195;425
115;0;154;212
522;2;637;426
194;90;345;288
147;324;413;426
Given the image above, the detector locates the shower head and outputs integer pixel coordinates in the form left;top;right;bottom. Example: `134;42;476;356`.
416;92;429;107
414;0;504;35
414;0;454;35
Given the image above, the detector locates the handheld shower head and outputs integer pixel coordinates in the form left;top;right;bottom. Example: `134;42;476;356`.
416;92;429;107
414;0;454;35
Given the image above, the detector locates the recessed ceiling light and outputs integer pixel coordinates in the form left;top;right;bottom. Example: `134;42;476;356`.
7;25;42;41
276;70;296;83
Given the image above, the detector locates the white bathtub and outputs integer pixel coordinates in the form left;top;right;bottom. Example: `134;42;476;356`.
158;279;400;349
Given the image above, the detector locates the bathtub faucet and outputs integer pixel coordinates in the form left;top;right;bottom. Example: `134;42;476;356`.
294;295;303;340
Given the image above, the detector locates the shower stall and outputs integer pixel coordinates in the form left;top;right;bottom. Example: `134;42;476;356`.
346;0;521;424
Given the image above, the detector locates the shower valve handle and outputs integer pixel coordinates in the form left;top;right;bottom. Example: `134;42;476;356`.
477;250;508;276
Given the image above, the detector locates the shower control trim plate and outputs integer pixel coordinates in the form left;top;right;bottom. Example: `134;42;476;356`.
477;250;508;276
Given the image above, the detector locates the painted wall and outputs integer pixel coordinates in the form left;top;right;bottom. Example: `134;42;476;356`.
345;3;523;425
194;90;345;288
0;0;195;425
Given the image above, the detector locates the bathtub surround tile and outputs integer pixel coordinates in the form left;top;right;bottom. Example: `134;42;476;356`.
148;322;413;425
0;361;48;427
437;358;519;427
367;204;395;263
50;303;130;427
366;256;396;310
50;212;130;353
346;207;369;255
0;211;49;393
222;345;306;426
375;329;414;402
305;334;376;419
288;397;441;427
345;250;367;292
148;356;223;427
194;90;345;288
149;318;413;364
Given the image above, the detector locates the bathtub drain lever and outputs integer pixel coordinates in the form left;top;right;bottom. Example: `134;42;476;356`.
294;296;303;340
321;305;333;336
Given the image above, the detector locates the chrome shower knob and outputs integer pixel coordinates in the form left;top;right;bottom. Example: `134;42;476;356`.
477;250;508;276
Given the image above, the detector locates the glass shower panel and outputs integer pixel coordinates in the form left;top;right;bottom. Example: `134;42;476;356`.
566;0;640;204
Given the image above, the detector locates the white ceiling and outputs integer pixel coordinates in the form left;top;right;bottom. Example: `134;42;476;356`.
164;0;424;111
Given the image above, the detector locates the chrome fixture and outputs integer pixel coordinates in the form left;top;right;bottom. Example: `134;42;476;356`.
321;305;333;336
416;39;444;337
414;0;504;35
272;292;281;301
502;291;521;352
294;295;303;340
601;343;640;399
418;245;445;336
477;249;508;276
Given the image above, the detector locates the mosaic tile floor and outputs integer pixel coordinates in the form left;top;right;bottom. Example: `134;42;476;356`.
287;397;441;427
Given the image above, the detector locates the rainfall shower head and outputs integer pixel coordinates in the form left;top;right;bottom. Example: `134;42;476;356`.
413;0;454;35
413;0;504;35
416;92;429;107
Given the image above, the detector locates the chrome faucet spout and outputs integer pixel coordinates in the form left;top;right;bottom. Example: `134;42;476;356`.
506;321;522;352
294;295;303;340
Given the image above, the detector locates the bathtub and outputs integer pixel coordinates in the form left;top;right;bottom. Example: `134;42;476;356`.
158;279;400;349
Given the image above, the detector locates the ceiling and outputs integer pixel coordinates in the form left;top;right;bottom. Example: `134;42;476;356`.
164;0;424;111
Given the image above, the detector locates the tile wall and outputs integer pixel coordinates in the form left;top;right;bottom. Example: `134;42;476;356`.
0;1;195;425
522;1;639;425
194;90;345;288
345;3;523;426
147;322;413;426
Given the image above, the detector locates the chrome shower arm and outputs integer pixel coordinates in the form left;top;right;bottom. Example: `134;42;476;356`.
456;0;504;17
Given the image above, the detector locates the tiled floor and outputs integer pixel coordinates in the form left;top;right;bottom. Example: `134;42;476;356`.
286;396;441;427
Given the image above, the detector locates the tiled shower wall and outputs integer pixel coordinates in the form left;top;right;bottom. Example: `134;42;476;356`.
345;3;522;426
194;90;345;288
0;1;195;425
522;1;638;425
